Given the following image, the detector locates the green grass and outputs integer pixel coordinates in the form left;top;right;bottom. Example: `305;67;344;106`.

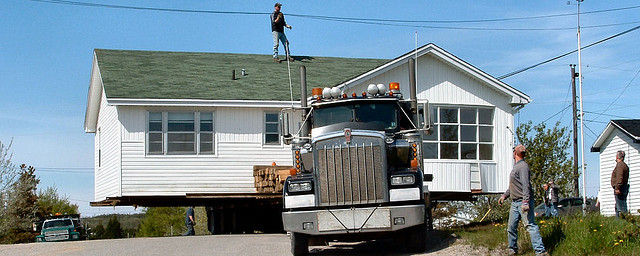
454;214;640;255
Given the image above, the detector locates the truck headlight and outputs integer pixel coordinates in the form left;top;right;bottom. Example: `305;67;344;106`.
391;174;415;186
288;181;312;193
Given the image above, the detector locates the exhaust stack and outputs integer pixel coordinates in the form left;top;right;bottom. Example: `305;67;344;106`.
299;66;309;138
408;58;418;124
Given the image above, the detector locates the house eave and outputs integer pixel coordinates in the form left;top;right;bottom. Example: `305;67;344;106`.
591;121;640;151
335;43;531;105
84;52;102;134
107;98;301;108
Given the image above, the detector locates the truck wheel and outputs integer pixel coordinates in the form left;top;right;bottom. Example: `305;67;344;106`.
290;232;309;256
405;224;427;253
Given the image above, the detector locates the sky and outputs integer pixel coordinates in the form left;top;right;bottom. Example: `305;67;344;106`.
1;0;639;216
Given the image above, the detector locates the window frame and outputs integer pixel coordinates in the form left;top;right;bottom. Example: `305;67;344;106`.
421;105;494;161
146;111;216;156
263;111;281;146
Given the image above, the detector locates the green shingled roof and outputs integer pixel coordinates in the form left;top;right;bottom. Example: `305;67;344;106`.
95;49;389;101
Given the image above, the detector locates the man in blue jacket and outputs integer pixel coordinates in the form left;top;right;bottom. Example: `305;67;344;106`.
499;145;548;256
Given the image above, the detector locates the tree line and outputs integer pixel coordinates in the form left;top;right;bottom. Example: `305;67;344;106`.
0;140;80;243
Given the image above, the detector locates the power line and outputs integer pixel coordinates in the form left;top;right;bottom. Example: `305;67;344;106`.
37;170;93;174
584;119;609;124
582;110;633;119
498;25;640;79
26;0;640;31
582;122;600;138
590;67;640;120
307;15;640;31
542;104;571;123
36;167;93;170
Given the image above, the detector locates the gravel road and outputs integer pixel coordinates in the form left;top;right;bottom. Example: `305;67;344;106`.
0;234;496;256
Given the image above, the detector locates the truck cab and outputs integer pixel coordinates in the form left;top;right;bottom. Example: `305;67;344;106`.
36;215;86;242
281;61;432;255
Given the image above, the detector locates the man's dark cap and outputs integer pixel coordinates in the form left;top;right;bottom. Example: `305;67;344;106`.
275;3;282;7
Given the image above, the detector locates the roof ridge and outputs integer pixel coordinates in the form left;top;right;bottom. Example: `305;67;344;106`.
93;48;386;61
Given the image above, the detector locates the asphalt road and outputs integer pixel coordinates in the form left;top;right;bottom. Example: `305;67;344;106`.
0;233;482;256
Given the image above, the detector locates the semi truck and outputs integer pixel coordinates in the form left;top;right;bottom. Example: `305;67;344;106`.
280;59;433;255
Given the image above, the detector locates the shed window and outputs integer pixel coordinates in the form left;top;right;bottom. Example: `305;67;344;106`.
421;106;494;160
264;112;280;145
147;111;215;155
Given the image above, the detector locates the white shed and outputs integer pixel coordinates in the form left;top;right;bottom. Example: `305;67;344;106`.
84;44;530;205
591;119;640;216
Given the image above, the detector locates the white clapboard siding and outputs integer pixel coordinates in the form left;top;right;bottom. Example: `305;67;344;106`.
345;54;513;193
598;129;640;216
423;162;471;192
117;106;298;196
94;89;121;201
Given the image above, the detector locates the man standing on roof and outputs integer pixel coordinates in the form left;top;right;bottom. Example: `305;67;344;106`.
498;145;548;256
271;2;293;63
611;150;630;218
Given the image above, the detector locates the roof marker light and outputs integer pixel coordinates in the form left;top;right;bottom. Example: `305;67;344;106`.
312;87;323;98
389;82;400;91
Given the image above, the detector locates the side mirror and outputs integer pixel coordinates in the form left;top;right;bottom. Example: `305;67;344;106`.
280;110;292;145
421;101;431;134
423;173;433;182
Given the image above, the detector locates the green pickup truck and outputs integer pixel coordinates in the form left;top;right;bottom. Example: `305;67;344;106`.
36;215;86;242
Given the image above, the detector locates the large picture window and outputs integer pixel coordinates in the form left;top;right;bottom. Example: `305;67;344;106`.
421;106;494;160
147;112;215;155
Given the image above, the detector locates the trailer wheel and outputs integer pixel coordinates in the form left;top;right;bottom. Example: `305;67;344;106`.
405;224;427;253
290;232;309;256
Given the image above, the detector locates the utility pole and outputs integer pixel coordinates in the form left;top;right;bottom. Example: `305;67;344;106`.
570;64;580;197
576;0;587;214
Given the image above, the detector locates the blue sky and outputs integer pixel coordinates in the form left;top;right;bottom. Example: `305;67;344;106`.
1;1;638;216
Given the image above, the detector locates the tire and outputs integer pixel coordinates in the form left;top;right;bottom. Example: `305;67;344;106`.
290;232;309;256
405;224;427;253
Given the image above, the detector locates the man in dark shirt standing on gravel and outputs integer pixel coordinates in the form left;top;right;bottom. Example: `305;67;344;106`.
271;2;292;63
611;150;630;218
499;145;547;256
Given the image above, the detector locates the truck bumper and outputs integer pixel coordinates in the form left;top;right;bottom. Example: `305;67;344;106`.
282;204;424;235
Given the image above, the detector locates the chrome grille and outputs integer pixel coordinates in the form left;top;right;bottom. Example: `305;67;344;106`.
44;230;69;241
315;135;387;206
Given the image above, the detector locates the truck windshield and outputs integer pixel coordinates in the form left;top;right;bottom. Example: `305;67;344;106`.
313;103;398;130
43;219;72;228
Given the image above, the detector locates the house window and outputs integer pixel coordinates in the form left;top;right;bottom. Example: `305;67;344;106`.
148;112;163;155
421;106;494;160
264;112;280;145
199;112;214;154
147;111;215;155
97;128;101;167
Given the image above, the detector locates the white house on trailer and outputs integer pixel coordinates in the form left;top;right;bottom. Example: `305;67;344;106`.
84;43;530;206
591;119;639;216
339;44;530;197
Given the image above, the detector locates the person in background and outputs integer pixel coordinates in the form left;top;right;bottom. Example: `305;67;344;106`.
271;2;293;63
183;206;196;236
499;145;548;256
546;180;559;217
611;150;630;218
